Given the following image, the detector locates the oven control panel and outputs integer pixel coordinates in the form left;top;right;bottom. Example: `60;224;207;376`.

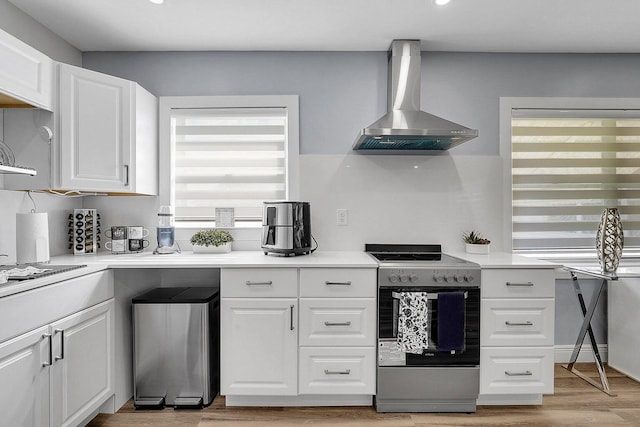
379;268;480;287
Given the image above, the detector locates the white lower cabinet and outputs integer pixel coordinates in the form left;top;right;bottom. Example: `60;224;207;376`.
0;271;115;427
0;325;51;427
220;298;298;396
220;267;376;405
299;347;376;394
479;268;555;404
480;347;554;395
50;300;115;427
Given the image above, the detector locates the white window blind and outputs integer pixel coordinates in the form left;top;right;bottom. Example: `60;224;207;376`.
511;109;640;250
172;107;288;221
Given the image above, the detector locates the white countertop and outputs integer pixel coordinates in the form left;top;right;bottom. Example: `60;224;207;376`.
48;250;559;270
0;264;108;298
448;251;560;269
1;250;561;299
49;250;379;269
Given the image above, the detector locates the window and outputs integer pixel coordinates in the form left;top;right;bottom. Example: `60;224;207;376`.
502;99;640;253
159;96;299;224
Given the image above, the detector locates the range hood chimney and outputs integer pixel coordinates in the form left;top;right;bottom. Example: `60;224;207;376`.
352;40;478;153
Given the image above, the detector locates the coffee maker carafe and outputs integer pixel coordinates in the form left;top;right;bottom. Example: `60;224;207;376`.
153;205;181;254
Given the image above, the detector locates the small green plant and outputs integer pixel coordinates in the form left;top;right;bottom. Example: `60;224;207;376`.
190;229;234;247
462;230;490;245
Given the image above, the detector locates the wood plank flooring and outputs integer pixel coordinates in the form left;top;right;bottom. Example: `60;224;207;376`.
89;364;640;426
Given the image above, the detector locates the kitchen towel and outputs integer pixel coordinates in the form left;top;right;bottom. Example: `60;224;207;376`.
397;291;431;354
16;212;50;264
437;291;466;352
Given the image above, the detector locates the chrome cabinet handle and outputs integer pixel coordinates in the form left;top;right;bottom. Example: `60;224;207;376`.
245;281;273;286
324;369;351;375
325;281;351;286
324;321;352;327
505;321;533;326
124;164;129;186
290;305;294;331
54;329;64;361
42;333;52;367
505;370;533;376
506;282;534;287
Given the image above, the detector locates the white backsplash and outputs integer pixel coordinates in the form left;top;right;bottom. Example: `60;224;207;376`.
300;154;504;252
1;153;504;258
0;189;82;263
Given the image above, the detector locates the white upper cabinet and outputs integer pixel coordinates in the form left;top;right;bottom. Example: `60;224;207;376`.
57;63;158;194
0;27;53;111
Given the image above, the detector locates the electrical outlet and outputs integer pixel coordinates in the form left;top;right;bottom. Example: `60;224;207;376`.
336;209;348;226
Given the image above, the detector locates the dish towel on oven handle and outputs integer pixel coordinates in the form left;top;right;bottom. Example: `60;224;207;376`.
397;291;431;354
437;290;466;352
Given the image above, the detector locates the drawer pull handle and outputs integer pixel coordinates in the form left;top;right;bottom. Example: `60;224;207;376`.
325;281;352;286
506;282;534;287
324;369;351;375
505;370;533;376
245;281;273;286
324;321;352;327
505;321;533;326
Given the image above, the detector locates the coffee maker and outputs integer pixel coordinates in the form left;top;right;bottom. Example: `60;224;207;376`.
261;201;311;256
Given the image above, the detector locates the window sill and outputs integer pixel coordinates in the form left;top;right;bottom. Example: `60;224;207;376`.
175;221;262;231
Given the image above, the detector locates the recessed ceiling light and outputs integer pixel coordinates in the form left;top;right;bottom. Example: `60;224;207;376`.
435;0;451;5
149;0;164;4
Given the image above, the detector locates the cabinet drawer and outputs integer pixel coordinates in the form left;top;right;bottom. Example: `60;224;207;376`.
480;347;554;395
299;347;375;395
482;269;555;298
299;299;376;346
481;299;554;346
0;270;113;343
221;269;297;298
299;268;376;298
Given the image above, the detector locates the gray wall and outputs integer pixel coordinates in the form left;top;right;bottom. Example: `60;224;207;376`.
82;50;640;348
0;0;81;65
83;51;640;156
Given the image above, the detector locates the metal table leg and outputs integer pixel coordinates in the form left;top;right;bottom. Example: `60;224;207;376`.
562;272;615;396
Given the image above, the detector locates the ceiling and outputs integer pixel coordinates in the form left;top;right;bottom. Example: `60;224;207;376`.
8;0;640;53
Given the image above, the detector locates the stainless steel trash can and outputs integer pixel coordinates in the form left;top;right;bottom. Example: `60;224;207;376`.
132;287;219;409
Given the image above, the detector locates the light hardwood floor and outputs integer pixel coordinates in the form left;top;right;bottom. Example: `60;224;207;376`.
89;364;640;426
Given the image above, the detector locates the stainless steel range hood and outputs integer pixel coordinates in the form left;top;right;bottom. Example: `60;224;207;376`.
353;40;478;153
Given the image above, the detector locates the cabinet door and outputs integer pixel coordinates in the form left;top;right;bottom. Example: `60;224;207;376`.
58;63;132;191
0;326;50;427
0;28;53;110
221;298;297;396
50;300;114;427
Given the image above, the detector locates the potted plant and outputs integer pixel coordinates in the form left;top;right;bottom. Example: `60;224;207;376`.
463;230;491;254
190;229;234;253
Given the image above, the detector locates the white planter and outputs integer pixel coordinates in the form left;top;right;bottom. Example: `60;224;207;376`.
466;243;490;254
192;242;232;253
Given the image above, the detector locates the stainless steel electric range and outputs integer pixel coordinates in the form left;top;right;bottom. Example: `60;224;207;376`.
366;244;481;413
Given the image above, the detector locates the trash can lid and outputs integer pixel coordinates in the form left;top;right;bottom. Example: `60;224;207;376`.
132;287;219;304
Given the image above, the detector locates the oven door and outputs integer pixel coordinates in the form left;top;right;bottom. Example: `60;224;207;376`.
378;285;480;367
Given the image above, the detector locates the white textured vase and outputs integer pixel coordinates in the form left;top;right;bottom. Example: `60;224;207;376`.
192;242;231;253
596;207;624;272
465;243;490;254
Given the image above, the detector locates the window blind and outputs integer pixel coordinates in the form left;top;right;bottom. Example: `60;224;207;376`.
511;109;640;250
172;107;288;221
